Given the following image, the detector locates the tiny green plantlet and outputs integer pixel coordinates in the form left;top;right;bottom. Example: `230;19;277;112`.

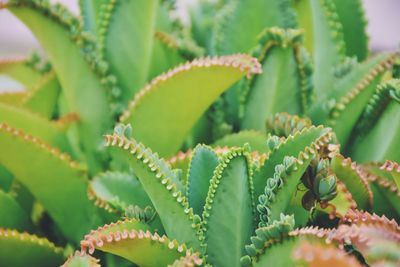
0;0;399;266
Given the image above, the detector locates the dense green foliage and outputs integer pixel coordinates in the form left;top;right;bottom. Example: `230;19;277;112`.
0;0;399;266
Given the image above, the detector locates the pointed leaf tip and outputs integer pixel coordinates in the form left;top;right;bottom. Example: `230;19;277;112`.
121;53;262;122
119;54;262;156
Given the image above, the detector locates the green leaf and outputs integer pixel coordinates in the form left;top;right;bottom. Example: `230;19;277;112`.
120;54;262;157
240;215;296;267
352;101;400;162
257;155;313;227
212;0;296;54
148;32;185;80
249;240;298;267
358;165;399;220
189;0;224;53
0;56;42;87
380;161;400;189
0;189;32;231
294;0;346;99
349;79;400;162
369;177;400;221
105;132;204;252
80;218;190;267
0;165;13;192
330;155;372;210
22;71;60;119
166;150;193;183
7;2;112;170
147;2;184;79
308;53;396;144
0;91;25;106
153;1;173;33
213;130;268;153
62;252;100;267
79;0;104;34
202;147;254;267
266;113;313;138
320;180;357;218
332;0;369;61
89;171;152;212
0;123;102;242
99;0;158;102
168;253;203;267
242;28;310;130
0;102;69;152
0;229;65;267
9;182;35;218
253;126;333;199
333;56;397;145
187;145;219;216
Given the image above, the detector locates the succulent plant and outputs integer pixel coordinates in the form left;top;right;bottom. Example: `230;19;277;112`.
0;0;399;266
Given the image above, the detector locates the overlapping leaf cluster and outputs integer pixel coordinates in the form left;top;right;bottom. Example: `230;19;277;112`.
0;0;399;266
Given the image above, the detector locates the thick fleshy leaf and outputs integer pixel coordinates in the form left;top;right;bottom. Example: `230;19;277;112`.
333;56;396;145
0;190;32;231
22;71;60;118
0;91;26;106
120;55;262;157
309;54;395;120
318;180;357;218
168;253;203;267
148;32;185;80
189;0;223;53
358;166;399;220
240;215;300;267
0;123;101;242
212;0;296;54
253;126;334;199
294;0;346;99
99;0;158;102
242;28;312;130
380;161;400;188
62;252;100;267
80;219;191;267
167;150;193;182
9;181;35;218
0;102;68;150
248;238;299;267
0;165;13;192
332;0;369;61
0;56;42;87
0;229;65;267
202;147;254;267
89;171;152;212
338;210;400;265
308;53;396;144
257;155;313;227
187;145;219;216
79;0;104;34
6;2;112;170
330;155;372;210
266;113;313;138
292;241;363;267
105;132;204;252
147;2;184;79
213;130;268;153
349;79;400;162
369;179;400;220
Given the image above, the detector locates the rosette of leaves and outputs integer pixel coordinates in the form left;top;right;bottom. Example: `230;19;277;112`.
300;157;337;211
58;124;398;266
0;0;398;266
